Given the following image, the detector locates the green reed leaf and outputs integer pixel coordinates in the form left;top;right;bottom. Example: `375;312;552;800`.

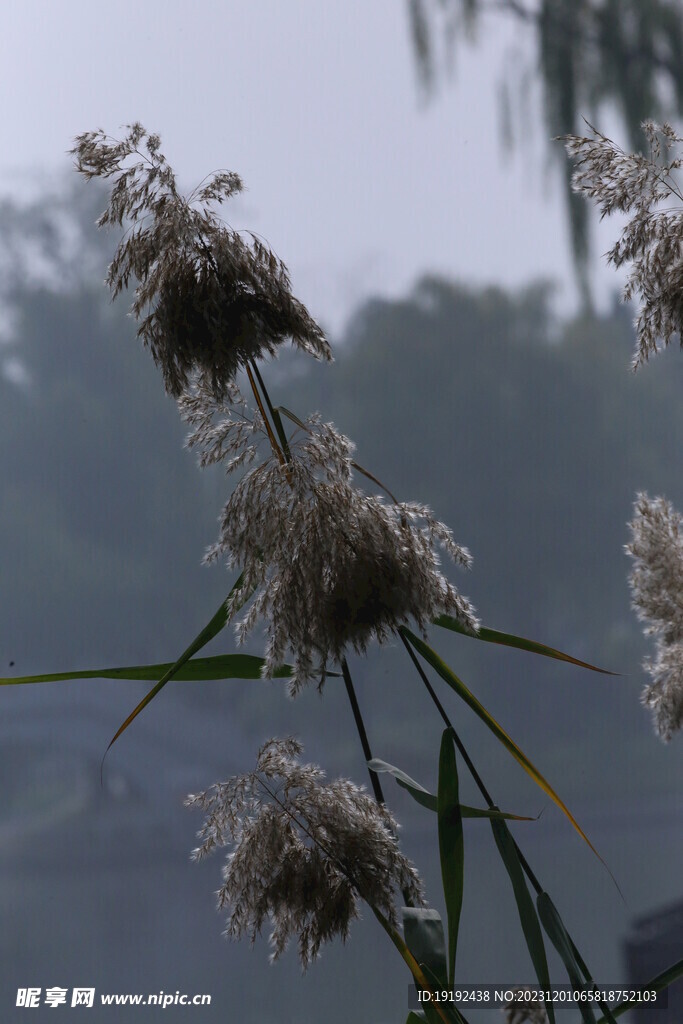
400;628;607;868
491;818;555;1024
0;654;294;686
438;729;464;989
433;616;616;675
367;759;534;820
104;573;254;752
537;892;598;1024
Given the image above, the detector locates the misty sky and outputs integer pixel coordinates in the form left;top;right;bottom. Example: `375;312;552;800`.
1;1;627;336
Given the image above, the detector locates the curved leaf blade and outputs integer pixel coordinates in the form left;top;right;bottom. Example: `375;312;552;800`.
537;892;597;1024
536;893;619;1023
97;564;318;760
433;615;616;675
105;572;253;753
438;728;464;989
459;806;534;821
400;628;607;868
367;759;534;820
0;654;294;686
491;818;555;1024
534;893;617;1024
368;759;437;811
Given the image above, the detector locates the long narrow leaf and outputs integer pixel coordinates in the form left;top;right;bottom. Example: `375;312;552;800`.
276;404;308;431
456;806;534;821
270;406;292;461
565;936;618;1024
400;628;607;868
0;654;295;685
491;818;555;1024
420;962;469;1024
534;893;617;1024
369;759;439;811
368;758;535;820
537;893;597;1024
596;957;683;1022
438;729;464;989
433;615;616;675
105;571;252;753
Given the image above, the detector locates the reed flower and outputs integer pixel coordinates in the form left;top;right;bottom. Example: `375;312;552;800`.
562;121;683;369
71;123;330;397
74;124;478;692
563;121;683;737
180;383;479;694
186;738;424;968
626;492;683;740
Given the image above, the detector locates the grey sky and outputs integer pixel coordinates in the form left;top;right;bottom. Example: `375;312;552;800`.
1;0;625;336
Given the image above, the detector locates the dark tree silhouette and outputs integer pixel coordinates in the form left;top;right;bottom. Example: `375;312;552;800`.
407;0;683;301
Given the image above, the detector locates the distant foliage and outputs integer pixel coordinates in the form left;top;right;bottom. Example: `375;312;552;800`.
407;0;683;293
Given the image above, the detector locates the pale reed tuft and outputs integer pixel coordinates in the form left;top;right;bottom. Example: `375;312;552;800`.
626;493;683;740
186;738;424;969
562;121;683;369
180;384;479;694
564;124;683;738
71;123;330;398
75;123;479;694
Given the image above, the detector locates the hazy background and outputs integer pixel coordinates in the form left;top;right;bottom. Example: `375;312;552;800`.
0;3;681;1022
